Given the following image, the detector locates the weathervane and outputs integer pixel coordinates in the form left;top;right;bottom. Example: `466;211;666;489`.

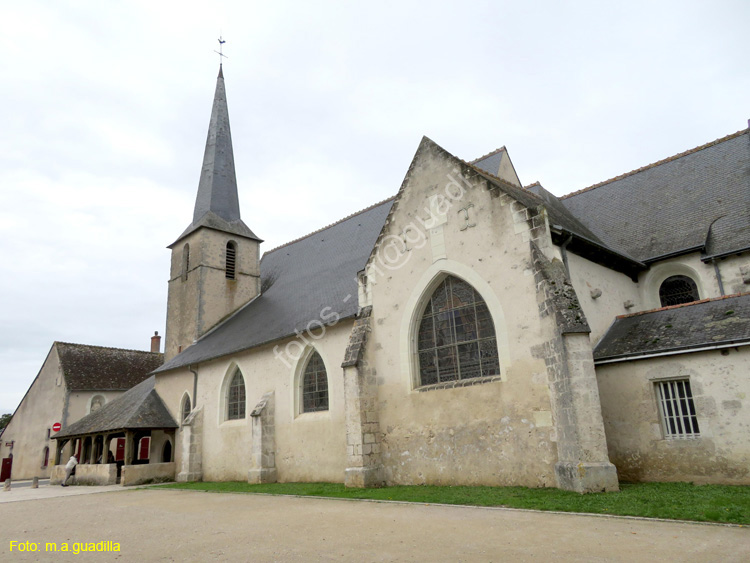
215;36;228;65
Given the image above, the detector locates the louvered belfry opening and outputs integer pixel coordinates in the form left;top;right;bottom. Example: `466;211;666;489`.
225;241;236;280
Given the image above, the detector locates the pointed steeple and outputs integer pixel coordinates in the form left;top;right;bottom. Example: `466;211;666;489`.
171;65;261;247
193;64;239;223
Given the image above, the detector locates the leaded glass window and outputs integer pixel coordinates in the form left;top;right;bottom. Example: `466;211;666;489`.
417;276;500;386
227;370;246;420
659;275;699;307
302;352;328;412
182;394;192;422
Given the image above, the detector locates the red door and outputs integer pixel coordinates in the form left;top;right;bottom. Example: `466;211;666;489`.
115;438;125;461
1;457;12;482
138;437;150;460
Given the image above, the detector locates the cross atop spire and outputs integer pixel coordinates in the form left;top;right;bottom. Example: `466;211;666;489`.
215;36;228;71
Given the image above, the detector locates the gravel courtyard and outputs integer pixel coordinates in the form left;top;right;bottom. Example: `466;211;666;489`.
2;488;748;561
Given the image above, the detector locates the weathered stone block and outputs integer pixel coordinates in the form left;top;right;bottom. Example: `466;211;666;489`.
554;461;619;493
345;466;384;488
248;467;277;484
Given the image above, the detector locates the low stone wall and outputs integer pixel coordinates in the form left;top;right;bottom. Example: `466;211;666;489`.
49;465;66;485
121;462;175;486
49;464;117;486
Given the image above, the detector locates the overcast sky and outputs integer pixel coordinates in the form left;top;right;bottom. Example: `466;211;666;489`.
1;0;748;413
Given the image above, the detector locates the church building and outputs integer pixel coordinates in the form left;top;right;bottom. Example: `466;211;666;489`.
10;65;749;491
150;66;750;492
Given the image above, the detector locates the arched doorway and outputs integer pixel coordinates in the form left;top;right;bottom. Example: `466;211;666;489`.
162;440;172;463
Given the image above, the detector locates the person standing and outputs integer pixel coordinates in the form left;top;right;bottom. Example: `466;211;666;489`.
61;455;77;487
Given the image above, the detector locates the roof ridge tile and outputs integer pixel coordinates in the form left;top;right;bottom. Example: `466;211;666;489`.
561;128;749;200
470;146;506;164
616;292;750;319
55;341;162;356
263;196;396;256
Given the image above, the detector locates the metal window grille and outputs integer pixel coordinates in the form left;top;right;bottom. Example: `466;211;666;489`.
182;395;192;422
656;379;700;438
227;371;246;420
417;276;500;386
659;275;699;307
302;352;328;412
226;242;236;280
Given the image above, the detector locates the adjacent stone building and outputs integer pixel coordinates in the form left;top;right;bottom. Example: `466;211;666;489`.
1;341;162;480
7;66;749;490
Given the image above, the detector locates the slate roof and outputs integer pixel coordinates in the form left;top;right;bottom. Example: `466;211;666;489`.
561;129;750;262
155;198;396;372
471;147;507;176
53;376;178;438
593;293;750;363
460;150;643;276
56;342;163;391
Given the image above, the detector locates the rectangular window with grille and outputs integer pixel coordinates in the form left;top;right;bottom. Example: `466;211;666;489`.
655;379;700;438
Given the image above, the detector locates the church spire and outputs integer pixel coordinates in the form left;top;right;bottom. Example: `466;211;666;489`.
193;65;240;224
171;65;260;247
165;62;262;360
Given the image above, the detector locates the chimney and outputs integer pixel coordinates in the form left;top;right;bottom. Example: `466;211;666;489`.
151;331;161;353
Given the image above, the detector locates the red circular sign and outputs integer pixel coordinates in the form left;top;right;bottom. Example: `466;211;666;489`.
52;422;61;432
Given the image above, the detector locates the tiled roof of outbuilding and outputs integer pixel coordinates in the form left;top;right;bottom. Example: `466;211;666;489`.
53;376;177;438
561;129;750;262
593;293;750;363
56;342;163;391
155;197;395;372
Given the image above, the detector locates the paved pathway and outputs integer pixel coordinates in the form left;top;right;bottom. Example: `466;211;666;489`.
0;480;124;503
1;488;747;561
2;478;50;490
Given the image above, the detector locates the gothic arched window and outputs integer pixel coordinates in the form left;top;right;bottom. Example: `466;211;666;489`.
181;394;192;423
226;241;237;280
301;351;328;413
659;275;699;307
226;370;246;420
417;276;500;387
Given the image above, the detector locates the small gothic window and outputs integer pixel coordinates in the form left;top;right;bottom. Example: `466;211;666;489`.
417;275;500;386
182;394;192;423
659;275;699;307
182;244;190;281
227;370;246;420
302;351;328;413
42;447;49;468
226;241;237;280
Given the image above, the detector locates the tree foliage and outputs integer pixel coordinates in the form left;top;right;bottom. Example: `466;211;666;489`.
0;413;11;431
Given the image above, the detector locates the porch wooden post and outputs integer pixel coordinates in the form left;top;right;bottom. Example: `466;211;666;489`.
124;431;134;466
103;435;113;464
54;440;66;465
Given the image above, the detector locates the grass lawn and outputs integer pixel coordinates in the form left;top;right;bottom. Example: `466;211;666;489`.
155;481;750;525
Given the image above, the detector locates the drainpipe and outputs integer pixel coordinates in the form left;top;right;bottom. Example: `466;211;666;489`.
189;365;199;408
560;233;574;277
712;259;725;296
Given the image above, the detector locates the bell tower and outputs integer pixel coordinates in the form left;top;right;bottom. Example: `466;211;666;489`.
165;65;262;361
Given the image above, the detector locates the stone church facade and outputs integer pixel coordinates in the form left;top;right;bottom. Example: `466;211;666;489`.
150;67;749;492
6;66;748;490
